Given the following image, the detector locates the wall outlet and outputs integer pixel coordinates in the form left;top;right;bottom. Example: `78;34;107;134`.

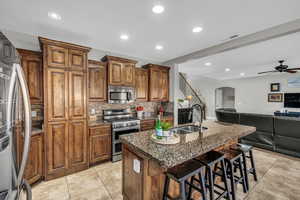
31;111;37;117
91;108;96;115
133;159;140;173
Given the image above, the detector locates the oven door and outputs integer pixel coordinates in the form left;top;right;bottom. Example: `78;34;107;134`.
112;127;140;156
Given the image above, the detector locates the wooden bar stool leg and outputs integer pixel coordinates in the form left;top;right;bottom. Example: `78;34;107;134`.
208;167;215;200
180;181;187;200
221;160;232;200
228;161;236;200
242;153;249;191
163;176;170;200
238;158;248;193
249;150;258;181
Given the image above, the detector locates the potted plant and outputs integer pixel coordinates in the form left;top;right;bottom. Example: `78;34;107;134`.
161;122;172;137
136;106;144;119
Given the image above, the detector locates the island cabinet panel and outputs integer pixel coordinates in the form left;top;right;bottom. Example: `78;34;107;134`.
88;60;107;102
40;37;91;180
68;120;88;172
141;119;155;131
46;68;69;122
18;49;43;104
143;64;170;102
89;125;111;164
47;45;69;68
46;121;69;180
68;71;86;120
19;132;44;185
135;68;148;101
103;55;137;86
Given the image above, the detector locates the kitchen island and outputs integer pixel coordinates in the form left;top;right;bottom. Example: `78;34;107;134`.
120;120;256;200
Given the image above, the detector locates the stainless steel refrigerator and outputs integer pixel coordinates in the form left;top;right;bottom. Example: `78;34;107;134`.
0;32;32;200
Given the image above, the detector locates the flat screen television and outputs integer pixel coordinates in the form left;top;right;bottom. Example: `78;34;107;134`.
284;93;300;108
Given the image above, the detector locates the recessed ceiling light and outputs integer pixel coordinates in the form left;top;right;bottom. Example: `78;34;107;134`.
205;62;212;66
225;68;231;72
152;5;165;14
120;34;129;40
240;72;245;76
192;26;203;33
48;12;61;20
155;45;163;50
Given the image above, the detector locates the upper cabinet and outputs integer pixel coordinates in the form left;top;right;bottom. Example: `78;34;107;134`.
17;49;43;104
102;56;137;86
88;60;107;102
39;37;90;71
143;64;170;102
135;68;148;102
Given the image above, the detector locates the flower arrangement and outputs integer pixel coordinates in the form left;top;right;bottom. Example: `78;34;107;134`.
136;106;144;111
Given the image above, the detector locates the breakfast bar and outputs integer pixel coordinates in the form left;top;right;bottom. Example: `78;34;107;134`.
120;120;256;200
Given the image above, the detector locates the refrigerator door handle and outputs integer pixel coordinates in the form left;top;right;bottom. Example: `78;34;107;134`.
6;64;17;133
15;63;32;185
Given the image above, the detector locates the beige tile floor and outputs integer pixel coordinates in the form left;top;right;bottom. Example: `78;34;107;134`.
28;148;300;200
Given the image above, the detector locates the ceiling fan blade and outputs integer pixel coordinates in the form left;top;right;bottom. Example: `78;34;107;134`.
286;70;297;73
258;70;278;74
286;68;300;70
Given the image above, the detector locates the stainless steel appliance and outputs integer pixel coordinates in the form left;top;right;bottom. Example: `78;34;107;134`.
108;86;135;104
103;108;140;162
0;32;32;200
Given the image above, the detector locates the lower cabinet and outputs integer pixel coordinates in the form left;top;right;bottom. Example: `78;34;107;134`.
19;132;44;185
89;125;112;165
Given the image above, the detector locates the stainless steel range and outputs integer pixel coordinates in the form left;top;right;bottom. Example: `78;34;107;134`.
103;108;140;162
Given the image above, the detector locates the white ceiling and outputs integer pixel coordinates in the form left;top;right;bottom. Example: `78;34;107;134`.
1;0;300;62
180;32;300;80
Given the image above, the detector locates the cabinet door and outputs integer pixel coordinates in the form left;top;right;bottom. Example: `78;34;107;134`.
47;68;68;121
68;120;88;171
47;45;68;68
88;61;107;102
69;49;86;71
69;71;86;120
160;69;169;102
122;63;135;86
108;61;123;85
149;68;161;101
89;134;111;164
20;133;43;185
135;68;148;101
21;52;43;104
46;121;68;180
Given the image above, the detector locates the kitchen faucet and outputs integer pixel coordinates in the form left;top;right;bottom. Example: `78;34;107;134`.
189;104;204;126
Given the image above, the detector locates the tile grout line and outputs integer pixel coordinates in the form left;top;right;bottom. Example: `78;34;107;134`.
94;167;114;200
242;156;279;200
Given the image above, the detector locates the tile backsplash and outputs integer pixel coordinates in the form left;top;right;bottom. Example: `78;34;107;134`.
89;101;174;119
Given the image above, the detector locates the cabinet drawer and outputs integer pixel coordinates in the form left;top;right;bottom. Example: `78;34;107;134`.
141;120;155;131
89;125;111;136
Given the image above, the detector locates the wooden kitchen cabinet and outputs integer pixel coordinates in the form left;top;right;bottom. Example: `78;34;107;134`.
68;120;88;173
40;37;91;180
103;56;137;86
135;68;148;101
18;132;44;185
143;64;170;102
17;49;43;104
89;125;111;164
88;60;107;102
140;119;155;131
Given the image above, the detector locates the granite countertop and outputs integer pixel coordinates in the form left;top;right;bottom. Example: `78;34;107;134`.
88;119;111;127
120;120;256;168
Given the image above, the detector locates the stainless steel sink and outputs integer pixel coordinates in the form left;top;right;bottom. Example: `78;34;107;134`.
171;125;200;134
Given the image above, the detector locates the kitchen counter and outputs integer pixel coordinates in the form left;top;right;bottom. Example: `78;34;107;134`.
121;120;256;200
32;127;43;135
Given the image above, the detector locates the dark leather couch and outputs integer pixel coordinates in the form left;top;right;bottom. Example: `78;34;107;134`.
215;110;300;158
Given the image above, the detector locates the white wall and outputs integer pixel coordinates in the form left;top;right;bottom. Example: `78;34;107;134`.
188;73;300;118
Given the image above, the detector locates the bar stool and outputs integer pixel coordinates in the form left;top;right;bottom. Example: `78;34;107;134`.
194;151;231;200
215;149;248;200
230;144;258;190
163;159;207;200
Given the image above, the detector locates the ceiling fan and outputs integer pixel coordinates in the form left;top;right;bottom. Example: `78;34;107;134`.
258;60;300;74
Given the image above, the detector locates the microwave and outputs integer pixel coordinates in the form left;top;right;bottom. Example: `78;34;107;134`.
108;86;135;104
